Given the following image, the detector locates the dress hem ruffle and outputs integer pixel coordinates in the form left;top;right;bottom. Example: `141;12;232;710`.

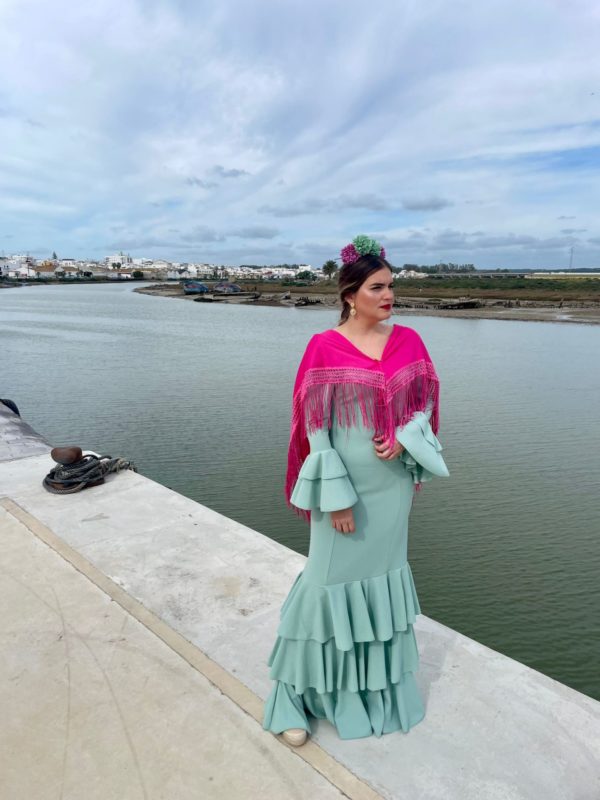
262;675;426;739
264;561;425;740
268;626;420;694
277;561;421;651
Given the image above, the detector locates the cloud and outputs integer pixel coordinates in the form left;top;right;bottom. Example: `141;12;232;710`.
426;230;581;251
180;226;225;243
106;236;182;249
402;197;452;211
150;197;183;208
382;231;428;247
229;226;279;239
331;194;391;211
470;233;538;248
260;194;391;217
259;199;325;217
521;236;578;249
186;177;217;189
2;0;600;267
212;165;250;179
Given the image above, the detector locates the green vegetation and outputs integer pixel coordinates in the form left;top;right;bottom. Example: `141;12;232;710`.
392;276;600;300
322;259;338;279
280;269;318;286
233;276;600;302
399;276;600;290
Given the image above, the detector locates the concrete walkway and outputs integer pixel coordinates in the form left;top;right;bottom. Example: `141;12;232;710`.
1;403;599;799
0;503;365;800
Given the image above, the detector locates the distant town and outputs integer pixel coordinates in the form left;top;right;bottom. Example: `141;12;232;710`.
0;251;479;282
2;251;599;283
1;252;318;282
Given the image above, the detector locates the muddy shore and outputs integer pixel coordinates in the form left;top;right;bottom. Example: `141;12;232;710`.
134;283;600;325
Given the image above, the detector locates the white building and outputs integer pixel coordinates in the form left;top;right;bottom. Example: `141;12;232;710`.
54;266;79;278
107;271;133;280
167;265;200;280
8;254;32;266
1;257;37;278
19;267;38;278
106;252;133;268
269;268;297;279
148;259;172;270
396;270;428;279
0;258;12;277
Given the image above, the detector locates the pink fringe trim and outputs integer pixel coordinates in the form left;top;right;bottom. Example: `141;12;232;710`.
285;360;439;520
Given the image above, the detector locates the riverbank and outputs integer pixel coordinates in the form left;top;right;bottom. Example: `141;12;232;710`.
134;283;600;325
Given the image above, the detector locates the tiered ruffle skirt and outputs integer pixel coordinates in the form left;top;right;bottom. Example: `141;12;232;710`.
262;561;426;739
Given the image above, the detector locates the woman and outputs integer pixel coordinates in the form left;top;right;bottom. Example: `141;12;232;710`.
263;235;449;746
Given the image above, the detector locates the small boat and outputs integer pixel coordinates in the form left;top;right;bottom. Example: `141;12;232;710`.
194;291;261;303
213;282;242;294
295;296;322;307
183;280;210;295
193;293;228;302
437;298;481;309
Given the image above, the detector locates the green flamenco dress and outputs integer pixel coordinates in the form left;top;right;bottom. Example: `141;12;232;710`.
263;398;449;740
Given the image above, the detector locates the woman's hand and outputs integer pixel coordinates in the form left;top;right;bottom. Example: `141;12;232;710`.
373;435;405;460
330;507;355;534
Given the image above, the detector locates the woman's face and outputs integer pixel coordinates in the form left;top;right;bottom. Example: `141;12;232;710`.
347;267;394;322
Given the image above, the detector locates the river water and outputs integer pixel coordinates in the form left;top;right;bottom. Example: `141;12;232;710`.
1;282;598;700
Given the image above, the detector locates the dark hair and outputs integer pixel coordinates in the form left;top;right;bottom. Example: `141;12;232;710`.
337;254;393;324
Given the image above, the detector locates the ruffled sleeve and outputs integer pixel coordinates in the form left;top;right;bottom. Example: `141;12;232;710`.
290;427;359;513
395;406;449;485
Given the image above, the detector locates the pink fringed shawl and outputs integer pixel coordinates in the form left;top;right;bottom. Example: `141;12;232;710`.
285;323;440;519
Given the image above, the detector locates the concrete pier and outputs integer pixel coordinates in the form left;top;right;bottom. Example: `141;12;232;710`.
1;402;599;799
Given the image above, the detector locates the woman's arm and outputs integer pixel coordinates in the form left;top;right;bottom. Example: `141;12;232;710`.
290;425;358;534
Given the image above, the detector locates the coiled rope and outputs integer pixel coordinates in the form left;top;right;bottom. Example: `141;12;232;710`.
43;454;137;494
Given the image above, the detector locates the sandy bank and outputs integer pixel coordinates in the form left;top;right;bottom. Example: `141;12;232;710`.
134;284;600;325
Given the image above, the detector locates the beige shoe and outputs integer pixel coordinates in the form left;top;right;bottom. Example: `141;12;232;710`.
282;728;308;747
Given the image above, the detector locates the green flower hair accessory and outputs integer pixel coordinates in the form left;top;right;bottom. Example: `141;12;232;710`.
340;235;386;264
353;235;382;256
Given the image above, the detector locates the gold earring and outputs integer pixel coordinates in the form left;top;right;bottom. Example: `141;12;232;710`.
350;301;356;317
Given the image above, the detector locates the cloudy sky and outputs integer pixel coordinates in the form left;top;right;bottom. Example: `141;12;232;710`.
2;0;600;268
